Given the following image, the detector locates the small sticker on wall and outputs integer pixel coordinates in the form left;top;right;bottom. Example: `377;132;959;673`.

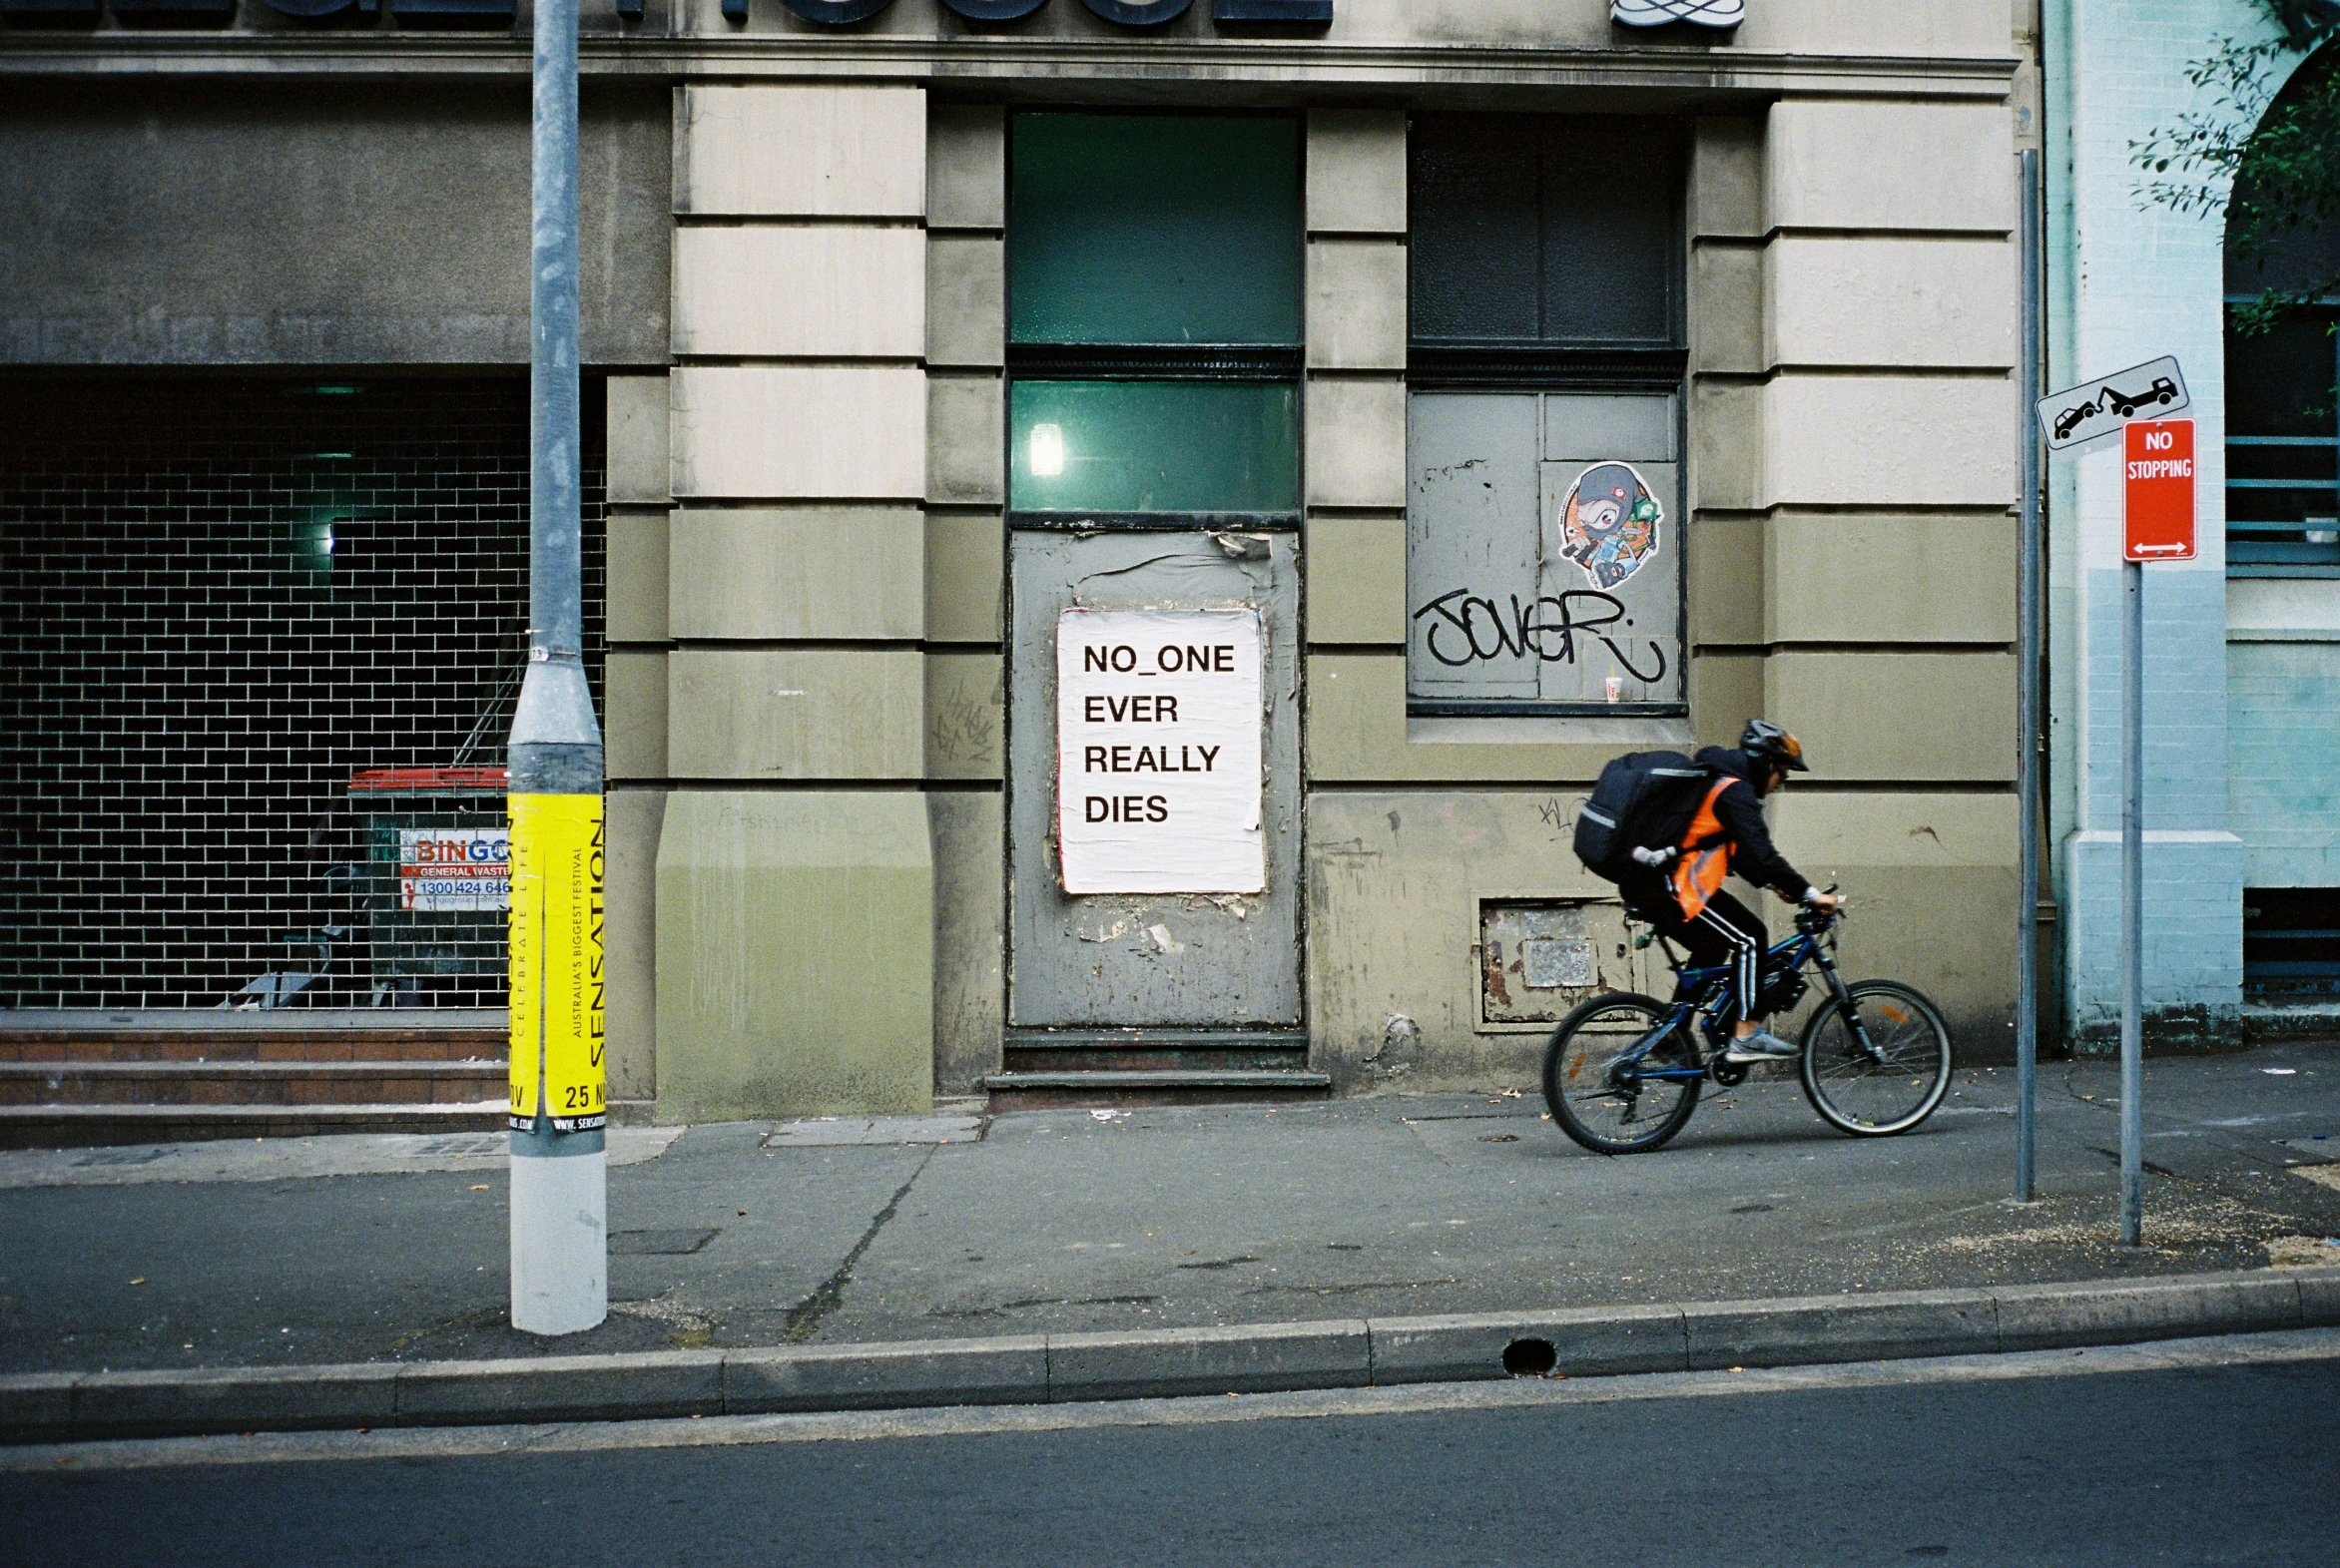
1557;462;1664;591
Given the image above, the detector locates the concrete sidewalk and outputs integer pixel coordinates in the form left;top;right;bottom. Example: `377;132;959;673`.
2;1041;2337;1378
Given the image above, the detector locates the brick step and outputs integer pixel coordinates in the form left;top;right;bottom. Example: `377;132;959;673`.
0;1060;503;1108
982;1069;1333;1111
0;1102;507;1151
1000;1046;1310;1073
0;1030;503;1065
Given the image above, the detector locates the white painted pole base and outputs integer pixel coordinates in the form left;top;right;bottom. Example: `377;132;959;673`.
510;1144;607;1336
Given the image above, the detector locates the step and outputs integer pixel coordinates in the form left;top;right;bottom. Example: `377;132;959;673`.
0;1060;503;1108
999;1029;1310;1074
0;1028;504;1065
981;1068;1333;1111
0;1101;507;1151
999;1046;1311;1073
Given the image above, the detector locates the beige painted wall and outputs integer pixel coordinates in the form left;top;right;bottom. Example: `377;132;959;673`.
655;791;933;1121
652;83;940;1120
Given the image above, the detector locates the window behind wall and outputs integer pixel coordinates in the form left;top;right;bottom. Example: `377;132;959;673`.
1407;115;1687;716
2223;55;2340;580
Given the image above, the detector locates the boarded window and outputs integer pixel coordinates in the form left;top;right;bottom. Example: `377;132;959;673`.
1407;114;1687;714
1407;391;1682;712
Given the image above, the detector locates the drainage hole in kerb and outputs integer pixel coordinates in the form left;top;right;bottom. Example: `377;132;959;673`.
1502;1337;1558;1377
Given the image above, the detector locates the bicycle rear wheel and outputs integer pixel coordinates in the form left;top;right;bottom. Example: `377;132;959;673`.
1798;979;1952;1136
1542;992;1701;1155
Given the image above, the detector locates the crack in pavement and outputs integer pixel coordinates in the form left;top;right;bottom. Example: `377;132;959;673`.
781;1147;938;1344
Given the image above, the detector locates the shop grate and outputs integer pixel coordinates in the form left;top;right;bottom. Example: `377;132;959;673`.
0;375;605;1010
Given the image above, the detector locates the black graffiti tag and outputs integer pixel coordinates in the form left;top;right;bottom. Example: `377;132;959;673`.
1411;589;1669;684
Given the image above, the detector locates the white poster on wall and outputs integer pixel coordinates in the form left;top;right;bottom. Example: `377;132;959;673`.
1056;607;1264;895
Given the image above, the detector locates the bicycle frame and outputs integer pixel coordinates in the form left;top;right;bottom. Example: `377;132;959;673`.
1604;909;1876;1087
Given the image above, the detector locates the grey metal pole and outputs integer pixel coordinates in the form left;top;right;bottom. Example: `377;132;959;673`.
2119;558;2144;1246
2016;147;2044;1202
508;0;608;1337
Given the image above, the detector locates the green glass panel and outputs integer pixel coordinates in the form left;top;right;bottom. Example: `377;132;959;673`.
1010;381;1299;514
1010;114;1302;346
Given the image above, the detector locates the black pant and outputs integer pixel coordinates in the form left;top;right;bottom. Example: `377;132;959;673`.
1620;876;1770;1026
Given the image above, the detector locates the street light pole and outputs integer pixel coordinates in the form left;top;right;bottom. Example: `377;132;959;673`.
508;0;608;1337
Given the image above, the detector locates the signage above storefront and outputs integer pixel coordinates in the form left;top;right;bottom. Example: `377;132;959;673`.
1611;0;1743;26
783;0;1331;22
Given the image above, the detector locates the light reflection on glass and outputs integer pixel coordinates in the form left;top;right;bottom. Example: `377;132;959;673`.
1029;422;1066;478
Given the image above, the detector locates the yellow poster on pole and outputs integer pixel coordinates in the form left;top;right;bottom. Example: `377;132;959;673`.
507;791;606;1131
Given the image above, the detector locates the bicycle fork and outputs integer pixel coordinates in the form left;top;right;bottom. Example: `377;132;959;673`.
1816;953;1886;1064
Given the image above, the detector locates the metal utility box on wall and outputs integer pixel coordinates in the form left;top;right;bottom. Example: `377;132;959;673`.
1476;897;1648;1030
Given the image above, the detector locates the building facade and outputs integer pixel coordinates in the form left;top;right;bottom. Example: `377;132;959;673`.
2045;0;2340;1045
1;0;2031;1121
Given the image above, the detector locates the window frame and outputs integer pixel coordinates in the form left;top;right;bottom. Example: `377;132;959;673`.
1403;111;1691;718
1004;109;1306;534
2224;290;2340;580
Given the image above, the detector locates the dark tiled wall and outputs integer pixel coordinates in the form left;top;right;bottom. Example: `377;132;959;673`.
0;375;606;1009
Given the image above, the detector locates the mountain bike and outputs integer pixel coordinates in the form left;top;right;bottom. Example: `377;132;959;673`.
1539;900;1952;1154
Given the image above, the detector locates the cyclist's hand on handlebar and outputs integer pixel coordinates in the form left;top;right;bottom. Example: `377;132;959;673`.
1802;890;1842;914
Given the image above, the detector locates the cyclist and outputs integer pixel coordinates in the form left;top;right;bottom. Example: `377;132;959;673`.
1616;720;1841;1064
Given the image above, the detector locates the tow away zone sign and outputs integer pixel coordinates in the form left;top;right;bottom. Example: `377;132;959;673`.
2038;354;2189;452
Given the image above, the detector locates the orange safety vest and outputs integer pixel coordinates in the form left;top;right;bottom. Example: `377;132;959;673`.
1668;778;1738;919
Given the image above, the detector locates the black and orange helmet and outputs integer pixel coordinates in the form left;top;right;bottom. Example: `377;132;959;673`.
1741;719;1809;773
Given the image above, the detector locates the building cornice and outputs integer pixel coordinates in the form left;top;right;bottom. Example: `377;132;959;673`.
0;33;2019;98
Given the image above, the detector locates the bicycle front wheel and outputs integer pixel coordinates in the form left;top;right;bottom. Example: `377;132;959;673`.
1541;992;1701;1155
1798;980;1952;1136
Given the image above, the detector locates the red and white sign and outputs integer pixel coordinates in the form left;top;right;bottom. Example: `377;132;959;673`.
397;827;511;912
2123;419;2196;562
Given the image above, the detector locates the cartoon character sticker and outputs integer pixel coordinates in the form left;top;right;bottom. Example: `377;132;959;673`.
1557;462;1663;591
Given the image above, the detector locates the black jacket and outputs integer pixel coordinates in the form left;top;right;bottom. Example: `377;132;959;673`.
1692;746;1812;903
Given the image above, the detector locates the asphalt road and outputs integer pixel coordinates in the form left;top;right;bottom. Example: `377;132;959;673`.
7;1333;2338;1567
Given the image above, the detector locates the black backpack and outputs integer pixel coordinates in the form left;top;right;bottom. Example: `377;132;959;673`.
1571;751;1715;883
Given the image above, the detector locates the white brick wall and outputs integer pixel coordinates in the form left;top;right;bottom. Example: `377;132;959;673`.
2043;0;2301;1029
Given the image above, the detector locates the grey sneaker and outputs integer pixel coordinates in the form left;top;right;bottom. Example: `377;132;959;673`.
1722;1029;1800;1064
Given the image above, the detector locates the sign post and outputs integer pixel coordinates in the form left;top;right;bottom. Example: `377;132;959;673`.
2118;418;2195;1246
2014;147;2044;1203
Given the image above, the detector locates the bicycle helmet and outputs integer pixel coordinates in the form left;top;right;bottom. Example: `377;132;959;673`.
1740;719;1809;774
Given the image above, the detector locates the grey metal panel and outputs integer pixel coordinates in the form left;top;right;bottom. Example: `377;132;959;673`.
1406;392;1540;697
1544;392;1676;462
1008;530;1302;1028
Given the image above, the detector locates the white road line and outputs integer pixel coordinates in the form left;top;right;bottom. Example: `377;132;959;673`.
12;1326;2340;1475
